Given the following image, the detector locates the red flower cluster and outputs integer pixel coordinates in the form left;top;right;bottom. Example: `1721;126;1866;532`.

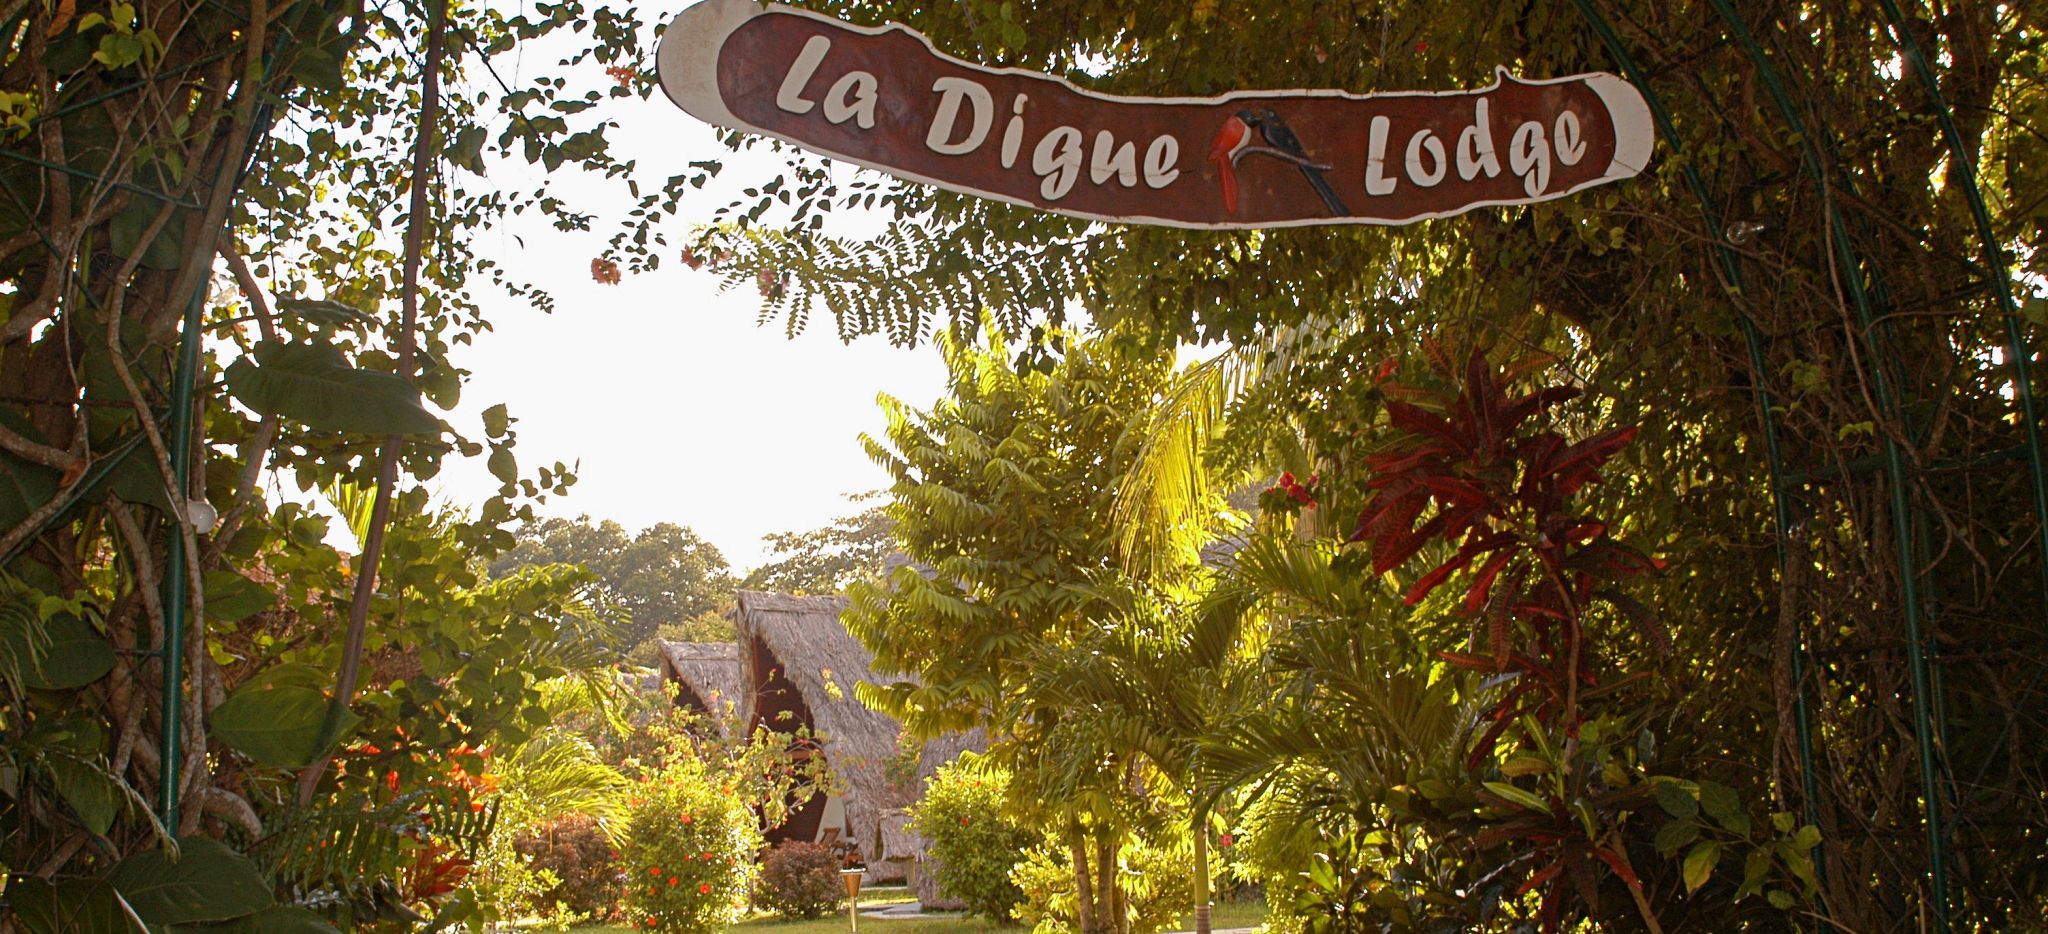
606;64;636;89
591;257;622;284
1274;471;1319;508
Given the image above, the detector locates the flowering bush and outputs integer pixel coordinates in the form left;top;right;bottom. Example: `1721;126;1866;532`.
619;759;762;930
908;756;1036;921
756;840;845;919
513;815;623;921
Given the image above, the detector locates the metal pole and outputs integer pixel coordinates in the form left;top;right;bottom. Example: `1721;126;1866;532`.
157;283;207;827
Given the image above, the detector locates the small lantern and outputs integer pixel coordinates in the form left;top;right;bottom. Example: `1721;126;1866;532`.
839;867;865;931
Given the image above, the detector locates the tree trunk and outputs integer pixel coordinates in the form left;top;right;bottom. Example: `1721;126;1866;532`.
1070;822;1097;934
1192;810;1212;934
1095;830;1119;933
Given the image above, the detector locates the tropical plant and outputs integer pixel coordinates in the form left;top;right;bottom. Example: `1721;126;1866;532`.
909;755;1039;922
512;815;625;923
619;758;762;931
756;839;847;919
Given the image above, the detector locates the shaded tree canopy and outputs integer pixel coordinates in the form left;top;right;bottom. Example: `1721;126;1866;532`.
491;516;736;651
742;501;896;596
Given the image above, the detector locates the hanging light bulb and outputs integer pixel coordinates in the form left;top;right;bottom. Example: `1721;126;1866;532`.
1725;220;1766;245
185;499;219;534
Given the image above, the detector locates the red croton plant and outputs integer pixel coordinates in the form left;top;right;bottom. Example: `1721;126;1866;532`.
1352;345;1674;931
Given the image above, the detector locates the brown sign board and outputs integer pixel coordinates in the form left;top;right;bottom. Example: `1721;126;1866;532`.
656;0;1655;229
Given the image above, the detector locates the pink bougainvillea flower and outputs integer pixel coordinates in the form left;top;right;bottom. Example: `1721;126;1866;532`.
591;257;622;284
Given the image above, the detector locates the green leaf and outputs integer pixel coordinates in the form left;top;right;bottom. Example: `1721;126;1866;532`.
1697;780;1749;834
288;47;345;92
84;448;174;514
0;413;59;532
1480;781;1550;814
487;446;517;484
224;340;441;435
209;684;350;768
1766;889;1797;910
201;570;271;623
19;613;116;690
187;906;343;933
1682;841;1721;894
481;403;510;439
276;298;371;329
1499;754;1550;777
107;198;183;270
1654;781;1699;820
10;876;148;934
1653;819;1699;856
45;754;121;835
109;837;274;925
1735;847;1772;901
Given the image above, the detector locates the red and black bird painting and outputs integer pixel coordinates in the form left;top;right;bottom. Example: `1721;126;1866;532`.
1208;108;1349;217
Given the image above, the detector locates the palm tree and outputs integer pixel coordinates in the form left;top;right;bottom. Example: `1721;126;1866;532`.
1016;575;1262;934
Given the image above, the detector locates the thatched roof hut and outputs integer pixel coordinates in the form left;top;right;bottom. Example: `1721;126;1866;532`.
730;590;983;879
653;640;743;722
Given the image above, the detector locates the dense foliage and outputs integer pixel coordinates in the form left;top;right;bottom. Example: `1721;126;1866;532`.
512;814;624;922
490;516;738;654
756;839;847;919
743;502;896;596
619;758;762;931
726;1;2048;929
909;756;1039;922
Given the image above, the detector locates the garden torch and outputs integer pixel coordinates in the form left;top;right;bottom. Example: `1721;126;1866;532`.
840;867;864;932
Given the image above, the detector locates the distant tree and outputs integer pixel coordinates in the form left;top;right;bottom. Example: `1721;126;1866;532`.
491;516;736;651
742;502;896;596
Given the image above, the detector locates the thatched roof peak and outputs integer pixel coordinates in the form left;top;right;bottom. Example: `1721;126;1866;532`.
653;639;744;722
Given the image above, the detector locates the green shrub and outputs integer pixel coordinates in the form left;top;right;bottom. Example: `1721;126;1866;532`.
908;755;1036;921
756;839;845;919
512;815;623;921
620;759;761;930
1011;832;1197;934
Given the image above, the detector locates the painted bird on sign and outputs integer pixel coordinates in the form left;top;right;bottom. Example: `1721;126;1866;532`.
1209;109;1349;216
1243;109;1349;215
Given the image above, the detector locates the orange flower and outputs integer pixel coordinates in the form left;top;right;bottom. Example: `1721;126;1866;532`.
591;257;622;284
606;64;636;89
699;883;712;894
668;876;679;886
650;867;664;876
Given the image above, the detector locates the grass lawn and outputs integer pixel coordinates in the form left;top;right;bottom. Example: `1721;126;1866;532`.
582;895;1268;932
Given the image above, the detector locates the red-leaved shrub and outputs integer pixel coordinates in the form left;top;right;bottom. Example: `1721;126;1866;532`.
513;815;623;920
756;840;845;919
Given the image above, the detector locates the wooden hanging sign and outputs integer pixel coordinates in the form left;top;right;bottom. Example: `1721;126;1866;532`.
656;0;1656;229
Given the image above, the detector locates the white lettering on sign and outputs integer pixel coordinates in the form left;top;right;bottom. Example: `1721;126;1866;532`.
1457;99;1501;180
1364;116;1397;196
1554;110;1586;166
1034;126;1084;199
1510;121;1550;197
1143;136;1179;188
1091;130;1138;187
775;35;831;115
1000;94;1028;168
825;71;878;128
927;78;994;154
1405;129;1447;187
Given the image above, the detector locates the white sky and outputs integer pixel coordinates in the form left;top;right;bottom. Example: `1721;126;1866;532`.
423;65;951;572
